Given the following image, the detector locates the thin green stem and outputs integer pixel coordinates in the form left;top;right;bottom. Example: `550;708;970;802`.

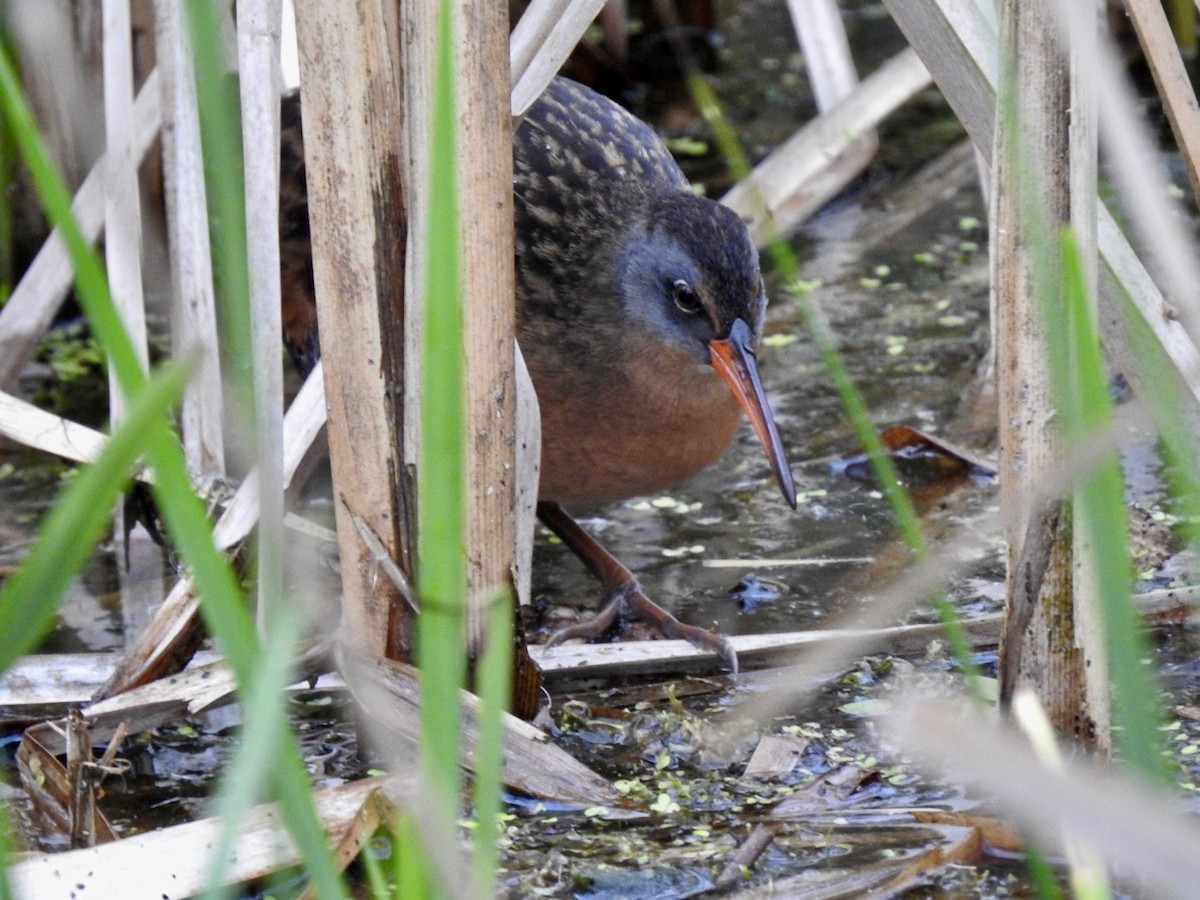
415;0;469;895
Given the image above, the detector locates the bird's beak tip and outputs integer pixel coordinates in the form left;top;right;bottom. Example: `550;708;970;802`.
782;479;797;510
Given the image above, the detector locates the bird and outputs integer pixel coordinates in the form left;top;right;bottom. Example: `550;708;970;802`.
280;77;794;673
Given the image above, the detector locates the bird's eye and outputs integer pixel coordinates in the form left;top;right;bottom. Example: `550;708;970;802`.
672;280;701;314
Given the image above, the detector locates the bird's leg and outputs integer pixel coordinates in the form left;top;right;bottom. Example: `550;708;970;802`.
537;501;738;674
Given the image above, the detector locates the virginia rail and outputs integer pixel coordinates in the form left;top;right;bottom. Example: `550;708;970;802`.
282;77;794;672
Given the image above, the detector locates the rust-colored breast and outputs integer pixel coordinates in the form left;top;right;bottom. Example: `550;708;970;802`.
532;338;743;504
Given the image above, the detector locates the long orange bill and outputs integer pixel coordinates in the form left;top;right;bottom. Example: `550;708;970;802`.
710;318;796;509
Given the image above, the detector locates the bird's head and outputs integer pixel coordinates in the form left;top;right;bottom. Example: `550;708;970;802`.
617;193;796;507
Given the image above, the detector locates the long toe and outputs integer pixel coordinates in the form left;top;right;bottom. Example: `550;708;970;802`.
544;584;739;675
544;596;623;649
624;589;739;675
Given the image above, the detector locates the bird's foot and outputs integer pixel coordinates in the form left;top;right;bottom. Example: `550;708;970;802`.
538;501;738;674
545;580;738;675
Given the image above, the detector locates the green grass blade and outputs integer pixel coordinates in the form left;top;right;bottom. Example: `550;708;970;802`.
419;3;467;667
169;9;305;893
176;5;345;892
416;0;468;894
397;815;425;897
1023;835;1065;900
183;0;252;412
1053;231;1166;782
